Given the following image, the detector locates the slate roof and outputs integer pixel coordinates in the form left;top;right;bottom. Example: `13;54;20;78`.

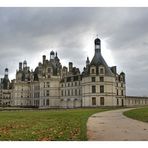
89;52;114;76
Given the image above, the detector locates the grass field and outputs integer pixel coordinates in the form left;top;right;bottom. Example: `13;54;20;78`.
0;108;108;141
123;107;148;123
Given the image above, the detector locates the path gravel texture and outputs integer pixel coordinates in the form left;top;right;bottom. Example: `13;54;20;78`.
87;108;148;141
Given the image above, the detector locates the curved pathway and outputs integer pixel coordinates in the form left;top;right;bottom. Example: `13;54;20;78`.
87;108;148;141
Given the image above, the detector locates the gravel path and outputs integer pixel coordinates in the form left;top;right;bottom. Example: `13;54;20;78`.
87;108;148;141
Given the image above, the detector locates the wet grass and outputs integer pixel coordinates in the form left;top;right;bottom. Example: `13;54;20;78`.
123;107;148;123
0;108;108;141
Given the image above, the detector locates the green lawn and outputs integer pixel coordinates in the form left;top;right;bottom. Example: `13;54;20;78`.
0;108;108;141
123;107;148;123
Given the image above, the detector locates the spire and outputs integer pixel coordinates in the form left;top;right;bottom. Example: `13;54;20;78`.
86;57;90;66
89;38;114;76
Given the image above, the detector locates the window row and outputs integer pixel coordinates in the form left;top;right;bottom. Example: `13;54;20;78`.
91;77;104;82
92;97;104;106
34;100;40;106
92;85;104;93
43;82;50;88
128;99;148;105
61;89;81;96
91;67;105;74
61;81;80;87
42;99;49;106
0;96;11;99
116;83;124;87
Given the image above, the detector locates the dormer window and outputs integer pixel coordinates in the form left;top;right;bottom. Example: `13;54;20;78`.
99;66;105;75
90;66;96;74
100;68;104;74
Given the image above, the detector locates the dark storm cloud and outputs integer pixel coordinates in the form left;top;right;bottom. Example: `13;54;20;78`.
0;7;148;96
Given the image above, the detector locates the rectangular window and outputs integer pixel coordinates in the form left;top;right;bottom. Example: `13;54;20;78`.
121;90;124;96
92;69;94;74
92;77;96;82
117;99;119;105
100;85;104;93
100;77;104;82
100;68;104;74
46;99;49;106
61;90;63;96
75;89;77;95
37;100;39;106
47;82;50;87
43;99;45;106
75;82;77;86
92;97;96;105
100;97;104;105
92;85;96;93
68;90;70;96
117;89;118;95
46;90;49;96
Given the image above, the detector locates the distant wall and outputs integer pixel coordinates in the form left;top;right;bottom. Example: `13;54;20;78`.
125;96;148;106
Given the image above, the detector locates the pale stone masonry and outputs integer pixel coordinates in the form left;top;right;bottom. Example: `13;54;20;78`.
0;37;148;108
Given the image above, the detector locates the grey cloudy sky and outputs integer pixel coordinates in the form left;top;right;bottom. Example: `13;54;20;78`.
0;7;148;96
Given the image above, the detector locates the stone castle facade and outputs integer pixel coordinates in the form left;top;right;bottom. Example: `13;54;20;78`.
0;37;148;108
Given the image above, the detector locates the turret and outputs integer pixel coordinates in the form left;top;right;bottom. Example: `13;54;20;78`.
69;62;73;73
43;55;46;64
23;60;27;69
62;66;68;77
120;72;125;82
4;68;8;78
55;52;60;62
94;37;101;53
19;62;22;71
50;51;55;60
3;68;10;89
111;66;117;75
